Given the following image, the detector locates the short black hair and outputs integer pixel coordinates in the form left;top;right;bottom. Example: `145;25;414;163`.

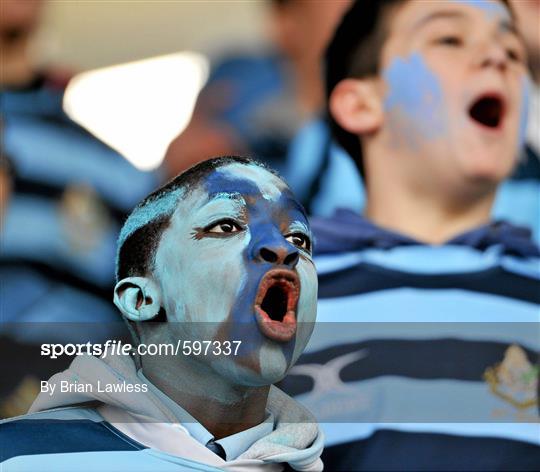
116;156;277;282
325;0;513;176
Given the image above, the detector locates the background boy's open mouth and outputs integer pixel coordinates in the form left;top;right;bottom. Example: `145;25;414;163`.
254;269;300;343
468;93;506;130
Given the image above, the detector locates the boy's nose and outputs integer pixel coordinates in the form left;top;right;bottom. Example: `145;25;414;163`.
476;41;509;71
257;244;300;268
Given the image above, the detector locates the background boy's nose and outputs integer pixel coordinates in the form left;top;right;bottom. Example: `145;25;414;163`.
258;245;300;268
477;41;509;70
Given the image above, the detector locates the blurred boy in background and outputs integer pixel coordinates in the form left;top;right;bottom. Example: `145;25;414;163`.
281;1;540;469
284;0;539;244
0;0;158;417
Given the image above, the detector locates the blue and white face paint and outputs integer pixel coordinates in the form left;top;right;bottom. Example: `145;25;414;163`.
152;163;317;386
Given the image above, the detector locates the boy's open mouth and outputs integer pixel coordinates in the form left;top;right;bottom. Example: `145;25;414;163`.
254;269;300;343
468;93;506;130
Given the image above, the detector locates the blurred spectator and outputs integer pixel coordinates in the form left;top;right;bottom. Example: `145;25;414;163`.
0;0;43;87
284;1;539;243
0;0;158;416
284;116;365;215
163;0;350;177
281;1;540;470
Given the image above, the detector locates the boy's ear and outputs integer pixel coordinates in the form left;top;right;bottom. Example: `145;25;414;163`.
329;78;383;136
113;277;162;322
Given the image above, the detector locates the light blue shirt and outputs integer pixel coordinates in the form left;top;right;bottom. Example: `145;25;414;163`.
137;371;275;460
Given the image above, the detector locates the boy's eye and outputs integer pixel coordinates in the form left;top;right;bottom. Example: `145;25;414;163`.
506;48;522;63
206;219;243;234
286;232;311;252
436;36;463;47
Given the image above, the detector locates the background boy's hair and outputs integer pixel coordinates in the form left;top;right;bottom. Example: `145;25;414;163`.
325;0;513;176
116;155;275;282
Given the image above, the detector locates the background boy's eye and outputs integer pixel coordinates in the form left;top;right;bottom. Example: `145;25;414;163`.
206;219;243;234
286;233;311;252
436;36;463;47
506;48;521;62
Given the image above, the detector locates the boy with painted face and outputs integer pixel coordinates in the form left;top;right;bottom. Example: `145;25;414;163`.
328;0;529;240
279;1;540;470
0;156;323;471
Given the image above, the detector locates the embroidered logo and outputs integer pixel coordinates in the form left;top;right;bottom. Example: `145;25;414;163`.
484;344;538;410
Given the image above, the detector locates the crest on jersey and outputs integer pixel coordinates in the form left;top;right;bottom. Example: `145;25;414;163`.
484;344;538;410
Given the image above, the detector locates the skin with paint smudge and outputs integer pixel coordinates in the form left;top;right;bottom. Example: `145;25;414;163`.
135;162;317;437
332;0;530;242
379;0;528;190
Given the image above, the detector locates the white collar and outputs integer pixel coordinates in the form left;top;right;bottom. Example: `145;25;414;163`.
137;370;274;461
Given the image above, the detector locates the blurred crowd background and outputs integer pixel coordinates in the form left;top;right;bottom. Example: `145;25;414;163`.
1;0;538;418
0;0;352;417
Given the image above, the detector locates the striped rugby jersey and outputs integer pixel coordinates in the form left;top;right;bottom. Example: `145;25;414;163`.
1;75;158;336
280;211;540;470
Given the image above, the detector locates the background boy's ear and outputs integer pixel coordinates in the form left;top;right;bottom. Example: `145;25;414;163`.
329;78;383;136
113;277;162;322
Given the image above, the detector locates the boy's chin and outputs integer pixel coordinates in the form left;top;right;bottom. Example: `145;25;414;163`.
459;153;515;185
455;130;518;182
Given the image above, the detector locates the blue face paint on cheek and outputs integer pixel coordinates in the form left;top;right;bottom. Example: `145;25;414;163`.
451;0;510;21
383;52;447;144
518;76;531;150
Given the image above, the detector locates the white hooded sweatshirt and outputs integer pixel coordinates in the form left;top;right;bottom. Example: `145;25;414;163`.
1;353;323;471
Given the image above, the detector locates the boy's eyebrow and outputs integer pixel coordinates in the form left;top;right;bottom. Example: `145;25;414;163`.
412;10;467;31
200;192;246;209
412;9;519;38
282;195;308;218
289;220;312;238
207;192;244;202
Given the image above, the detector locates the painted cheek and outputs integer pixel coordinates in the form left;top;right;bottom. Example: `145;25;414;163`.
383;52;447;146
258;343;288;381
155;212;249;334
291;258;318;364
153;230;187;321
195;244;246;318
